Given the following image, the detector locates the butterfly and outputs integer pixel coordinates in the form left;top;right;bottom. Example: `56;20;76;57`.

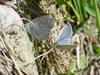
25;15;54;41
25;15;75;51
53;24;75;50
35;24;75;60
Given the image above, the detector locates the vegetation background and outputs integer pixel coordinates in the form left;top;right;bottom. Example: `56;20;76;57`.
0;0;100;75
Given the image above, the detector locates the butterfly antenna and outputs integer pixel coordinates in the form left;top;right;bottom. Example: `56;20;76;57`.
35;48;53;61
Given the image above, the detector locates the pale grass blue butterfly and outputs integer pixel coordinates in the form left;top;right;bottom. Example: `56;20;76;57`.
53;24;75;50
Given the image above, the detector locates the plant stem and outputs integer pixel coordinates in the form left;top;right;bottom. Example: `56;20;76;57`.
66;1;80;21
93;0;100;36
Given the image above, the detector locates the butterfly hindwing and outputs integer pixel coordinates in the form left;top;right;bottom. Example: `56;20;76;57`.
56;38;72;45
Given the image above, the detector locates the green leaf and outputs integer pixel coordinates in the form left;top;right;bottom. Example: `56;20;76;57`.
93;45;100;54
85;3;96;17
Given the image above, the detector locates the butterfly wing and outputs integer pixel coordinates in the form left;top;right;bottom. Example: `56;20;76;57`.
54;38;73;50
55;24;72;43
25;15;54;40
54;24;73;49
56;38;72;45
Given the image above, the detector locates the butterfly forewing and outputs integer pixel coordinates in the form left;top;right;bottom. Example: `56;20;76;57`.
25;15;54;40
55;24;72;44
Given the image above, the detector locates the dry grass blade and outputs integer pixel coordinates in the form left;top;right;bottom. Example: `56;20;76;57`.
0;28;23;75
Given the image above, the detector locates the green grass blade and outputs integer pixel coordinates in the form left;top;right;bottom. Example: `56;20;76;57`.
93;0;100;35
